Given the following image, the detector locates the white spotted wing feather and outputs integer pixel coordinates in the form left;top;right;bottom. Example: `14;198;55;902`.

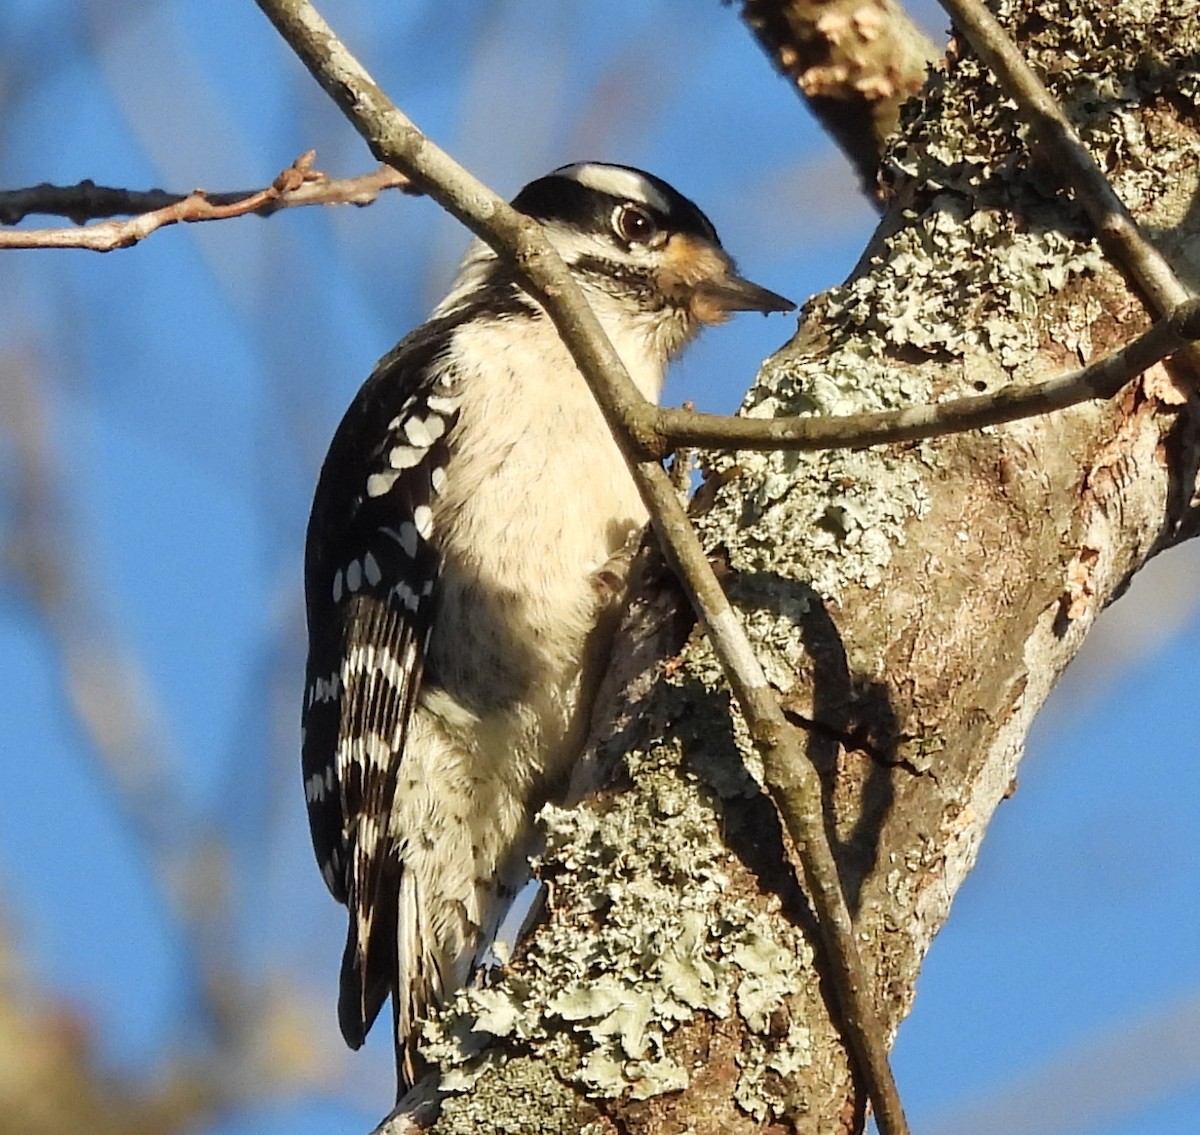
302;323;461;1050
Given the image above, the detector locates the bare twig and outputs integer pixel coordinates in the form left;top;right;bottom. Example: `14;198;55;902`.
252;5;664;460
0;153;415;250
738;0;941;198
632;457;913;1135
938;0;1200;376
653;298;1200;452
253;0;911;1131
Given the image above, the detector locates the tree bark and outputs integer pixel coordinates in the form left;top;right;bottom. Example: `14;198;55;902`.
406;2;1200;1131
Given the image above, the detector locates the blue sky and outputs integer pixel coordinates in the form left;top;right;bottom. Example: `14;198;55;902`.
1;3;1197;1133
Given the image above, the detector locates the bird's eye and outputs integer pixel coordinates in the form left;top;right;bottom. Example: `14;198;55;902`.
612;203;658;244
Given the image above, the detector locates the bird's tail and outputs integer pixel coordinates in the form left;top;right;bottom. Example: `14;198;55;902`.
341;824;536;1093
393;866;461;1089
337;862;398;1051
395;857;529;1092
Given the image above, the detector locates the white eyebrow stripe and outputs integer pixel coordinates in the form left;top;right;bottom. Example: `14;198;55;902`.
555;163;671;214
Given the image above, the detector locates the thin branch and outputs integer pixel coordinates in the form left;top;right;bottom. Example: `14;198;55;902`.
633;456;912;1135
0;152;415;250
253;0;911;1131
251;3;664;460
937;0;1200;376
738;0;941;199
652;297;1200;452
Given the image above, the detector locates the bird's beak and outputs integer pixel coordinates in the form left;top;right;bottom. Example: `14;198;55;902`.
659;233;795;324
693;272;796;319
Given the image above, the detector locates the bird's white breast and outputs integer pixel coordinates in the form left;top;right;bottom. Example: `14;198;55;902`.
440;312;660;603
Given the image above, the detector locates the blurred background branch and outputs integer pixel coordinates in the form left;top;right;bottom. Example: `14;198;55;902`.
736;0;941;196
0;917;208;1135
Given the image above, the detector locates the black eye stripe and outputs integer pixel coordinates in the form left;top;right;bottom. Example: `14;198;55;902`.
511;166;722;246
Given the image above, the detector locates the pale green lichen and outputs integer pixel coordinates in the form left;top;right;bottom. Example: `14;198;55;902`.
697;93;1104;611
734;1022;814;1122
696;432;932;605
430;1047;587;1135
422;715;813;1121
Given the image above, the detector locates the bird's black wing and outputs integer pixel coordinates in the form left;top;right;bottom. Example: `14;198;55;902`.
301;319;462;1047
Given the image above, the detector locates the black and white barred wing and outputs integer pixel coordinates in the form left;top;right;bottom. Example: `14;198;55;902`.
302;335;460;1047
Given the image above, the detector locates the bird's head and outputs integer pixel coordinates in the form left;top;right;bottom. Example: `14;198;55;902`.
511;162;794;355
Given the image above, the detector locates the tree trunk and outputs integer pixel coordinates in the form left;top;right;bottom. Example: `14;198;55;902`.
416;2;1200;1131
